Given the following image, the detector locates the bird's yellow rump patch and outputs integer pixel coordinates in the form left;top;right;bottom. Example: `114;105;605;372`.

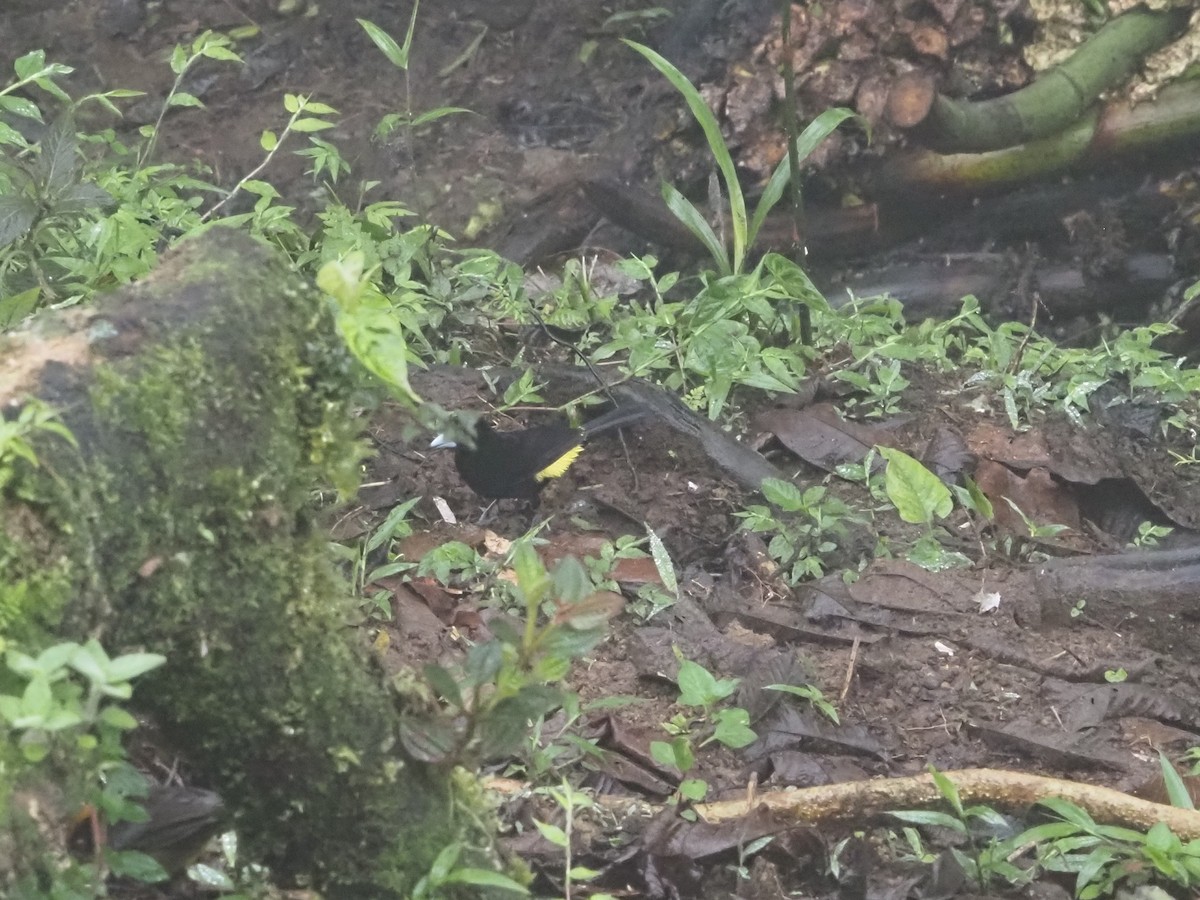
536;443;584;481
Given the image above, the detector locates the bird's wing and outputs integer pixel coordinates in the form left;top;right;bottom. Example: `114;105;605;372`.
535;443;585;481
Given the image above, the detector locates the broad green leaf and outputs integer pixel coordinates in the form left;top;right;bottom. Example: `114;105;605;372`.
879;447;952;525
105;652;167;682
0;195;38;249
534;820;568;847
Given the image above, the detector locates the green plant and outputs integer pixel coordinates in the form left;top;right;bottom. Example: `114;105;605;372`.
765;680;840;724
878;447;972;571
330;496;421;618
318;251;423;406
890;763;1200;898
0;47;148;314
624;40;855;276
650;651;757;805
580;8;672;64
202;92;338;224
579;530;678;620
834;358;911;417
533;778;615;900
0;397;77;492
591;254;824;417
411;840;529;899
888;768;1030;892
136;31;241;166
401;540;623;770
184;831;276;898
358;12;471;169
1184;745;1200;775
736;477;857;583
1016;796;1200;898
999;498;1072;563
1129;520;1173;548
0;639;170;890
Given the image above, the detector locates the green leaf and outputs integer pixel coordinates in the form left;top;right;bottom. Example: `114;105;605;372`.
35;113;78;193
409;107;473;128
711;707;756;748
366;496;420;553
302;99;338;115
1160;750;1195;810
879;447;953;525
68;643;108;683
398;713;464;764
888;809;967;833
645;526;677;595
551;556;591;604
750;108;858;245
167;92;205;109
187;863;235;890
650;739;679;770
661;181;728;275
464;641;503;689
512;540;549;608
13;50;48;80
0;195;39;249
676;657;738;707
442;869;530;893
625;40;746;271
678;778;707;801
291;117;335;133
1041;796;1099;830
358;18;409;69
106;850;169;882
0;94;41;119
760;477;805;512
928;767;964;816
169;45;188;75
105;652;166;682
534;820;568;847
200;45;243;64
100;705;139;730
54;182;115;214
21;674;53;722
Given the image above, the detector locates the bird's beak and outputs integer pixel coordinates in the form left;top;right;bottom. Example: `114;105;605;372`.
430;434;457;450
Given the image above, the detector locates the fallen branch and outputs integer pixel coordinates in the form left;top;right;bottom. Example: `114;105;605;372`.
695;768;1200;840
888;7;1190;153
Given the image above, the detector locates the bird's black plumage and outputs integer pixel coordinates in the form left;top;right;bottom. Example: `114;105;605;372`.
439;405;647;503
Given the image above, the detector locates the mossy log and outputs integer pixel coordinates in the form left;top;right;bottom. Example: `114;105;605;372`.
887;7;1191;154
0;230;501;896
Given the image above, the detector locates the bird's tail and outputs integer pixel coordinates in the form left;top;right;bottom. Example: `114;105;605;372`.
579;403;649;439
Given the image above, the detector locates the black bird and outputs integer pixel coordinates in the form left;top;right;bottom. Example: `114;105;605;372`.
431;405;647;504
70;782;226;875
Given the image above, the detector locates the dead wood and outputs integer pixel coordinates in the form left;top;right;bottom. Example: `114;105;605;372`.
695;768;1200;840
891;7;1190;154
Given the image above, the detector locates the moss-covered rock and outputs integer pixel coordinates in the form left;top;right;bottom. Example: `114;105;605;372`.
0;230;507;896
